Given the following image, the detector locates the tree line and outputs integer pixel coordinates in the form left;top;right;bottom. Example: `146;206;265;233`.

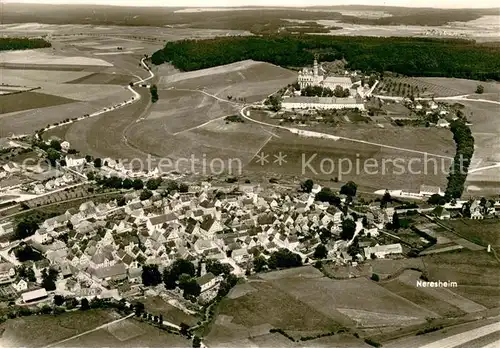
151;35;500;81
444;119;474;200
0;37;51;51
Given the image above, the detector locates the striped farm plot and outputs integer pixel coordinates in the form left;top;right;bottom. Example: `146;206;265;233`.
0;50;113;67
0;68;94;86
38;83;128;102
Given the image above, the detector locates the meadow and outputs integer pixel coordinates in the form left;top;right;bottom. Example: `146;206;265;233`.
0;309;121;348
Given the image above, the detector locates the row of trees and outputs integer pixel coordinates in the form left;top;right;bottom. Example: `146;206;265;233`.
444;120;474;199
151;35;500;81
301;85;351;98
0;37;51;51
150;84;159;103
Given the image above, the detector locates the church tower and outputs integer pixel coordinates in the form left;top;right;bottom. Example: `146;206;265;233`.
313;58;319;77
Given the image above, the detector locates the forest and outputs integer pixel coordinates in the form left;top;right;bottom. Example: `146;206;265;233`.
0;37;51;51
151;35;500;81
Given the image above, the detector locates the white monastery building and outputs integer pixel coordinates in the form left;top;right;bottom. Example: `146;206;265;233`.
282;96;365;111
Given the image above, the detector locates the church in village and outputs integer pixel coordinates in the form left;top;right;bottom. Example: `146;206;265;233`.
298;59;353;90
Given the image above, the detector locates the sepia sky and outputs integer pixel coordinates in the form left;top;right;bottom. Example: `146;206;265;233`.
2;0;499;9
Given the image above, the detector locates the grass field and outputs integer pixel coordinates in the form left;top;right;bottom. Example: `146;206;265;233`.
0;309;121;348
0;91;76;114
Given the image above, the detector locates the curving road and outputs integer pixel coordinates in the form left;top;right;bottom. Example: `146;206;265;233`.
43;57;154;132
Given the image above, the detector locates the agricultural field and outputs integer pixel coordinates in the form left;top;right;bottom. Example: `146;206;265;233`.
381;278;467;317
0;309;121;348
244;129;452;192
56;318;191;348
0;91;76;114
159;60;297;103
66;72;133;85
205;266;445;347
456;100;500;194
375;77;500;98
422;249;500;309
444;219;500;248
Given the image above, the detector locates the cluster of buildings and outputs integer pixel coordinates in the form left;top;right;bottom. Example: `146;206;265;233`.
0;181;407;305
285;59;371;111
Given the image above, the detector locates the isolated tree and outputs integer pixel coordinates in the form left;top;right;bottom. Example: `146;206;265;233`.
315;188;341;206
340;218;356;241
49;139;62;151
146;178;162;190
140;189;153;201
150;84;159;103
475;85;484;94
340;181;358;197
141;264;162;286
206;260;231;276
253;255;268;273
93;157;102;168
193;336;201;348
392;211;401;230
15;218;39;239
380;190;392;208
53;295;65;306
46;148;60;166
132;179;144;190
362;216;369;228
313;244;328;259
428;193;446;205
301;179;314;193
80;298;90;310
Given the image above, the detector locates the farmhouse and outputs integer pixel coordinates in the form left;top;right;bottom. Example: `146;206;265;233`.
419;185;443;197
22;288;48;303
0;262;15;283
364;243;403;259
196;272;218;293
282;96;365;111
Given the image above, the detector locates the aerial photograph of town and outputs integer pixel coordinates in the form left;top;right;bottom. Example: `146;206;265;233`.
0;0;499;347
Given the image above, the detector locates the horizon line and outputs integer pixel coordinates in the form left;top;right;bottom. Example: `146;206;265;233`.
3;2;500;10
